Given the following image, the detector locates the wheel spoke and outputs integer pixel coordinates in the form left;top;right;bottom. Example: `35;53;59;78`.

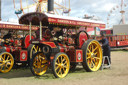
62;67;65;73
61;56;63;63
39;48;41;51
33;46;37;52
41;65;45;71
6;62;11;65
60;69;62;76
6;56;10;60
63;65;67;69
38;55;40;62
0;65;3;70
92;58;96;63
91;44;94;51
4;54;6;59
63;61;67;65
91;61;95;68
94;52;98;55
62;58;65;63
36;67;40;72
87;48;91;53
55;62;59;66
6;65;9;69
1;57;4;60
6;59;12;62
0;55;4;60
36;46;39;51
88;62;91;67
86;56;91;60
4;65;6;70
89;45;91;51
93;57;100;60
40;66;42;72
33;60;38;68
55;65;59;71
87;53;91;56
42;60;48;64
39;56;42;62
33;63;38;68
3;54;6;60
58;68;61;74
0;64;3;66
92;47;98;52
57;58;60;64
41;65;45;68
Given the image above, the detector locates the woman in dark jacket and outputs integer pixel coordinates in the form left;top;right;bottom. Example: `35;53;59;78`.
99;33;111;64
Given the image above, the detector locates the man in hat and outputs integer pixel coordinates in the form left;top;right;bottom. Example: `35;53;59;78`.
99;32;111;64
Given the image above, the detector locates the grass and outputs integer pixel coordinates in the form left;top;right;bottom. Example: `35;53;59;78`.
1;50;128;85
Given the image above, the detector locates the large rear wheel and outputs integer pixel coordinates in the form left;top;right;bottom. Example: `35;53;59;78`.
30;52;48;76
0;52;14;73
52;53;70;78
82;39;102;72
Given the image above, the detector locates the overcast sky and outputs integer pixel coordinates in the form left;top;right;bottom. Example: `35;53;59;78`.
1;0;128;28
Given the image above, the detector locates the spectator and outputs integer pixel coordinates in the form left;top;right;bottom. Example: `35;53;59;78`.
99;32;111;64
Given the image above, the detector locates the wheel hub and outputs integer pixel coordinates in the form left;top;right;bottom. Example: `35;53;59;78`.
91;53;95;57
58;64;64;68
2;61;6;64
37;62;41;67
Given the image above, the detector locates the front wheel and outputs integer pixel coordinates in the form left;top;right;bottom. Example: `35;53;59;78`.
30;52;48;76
82;39;102;72
0;52;14;73
52;53;70;78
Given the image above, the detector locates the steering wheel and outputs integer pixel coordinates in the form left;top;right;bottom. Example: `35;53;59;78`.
44;29;51;38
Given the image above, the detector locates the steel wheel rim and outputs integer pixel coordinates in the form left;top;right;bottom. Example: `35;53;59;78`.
86;40;102;71
33;53;48;75
0;53;14;73
30;45;41;59
55;54;70;78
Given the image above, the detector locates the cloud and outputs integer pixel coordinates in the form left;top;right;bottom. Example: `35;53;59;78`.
1;0;128;28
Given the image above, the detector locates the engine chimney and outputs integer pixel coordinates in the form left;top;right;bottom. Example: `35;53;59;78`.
48;0;54;14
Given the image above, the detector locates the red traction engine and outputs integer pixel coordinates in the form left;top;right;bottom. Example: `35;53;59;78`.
19;12;103;78
0;30;34;73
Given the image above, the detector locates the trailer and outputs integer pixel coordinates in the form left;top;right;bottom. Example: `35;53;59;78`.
99;25;128;48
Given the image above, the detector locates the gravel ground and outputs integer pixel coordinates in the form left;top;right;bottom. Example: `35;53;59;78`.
0;50;128;85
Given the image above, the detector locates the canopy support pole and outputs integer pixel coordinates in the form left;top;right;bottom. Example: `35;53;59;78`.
40;21;42;40
94;27;97;39
29;22;32;40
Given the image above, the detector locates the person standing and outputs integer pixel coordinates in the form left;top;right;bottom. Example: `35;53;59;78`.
99;33;111;64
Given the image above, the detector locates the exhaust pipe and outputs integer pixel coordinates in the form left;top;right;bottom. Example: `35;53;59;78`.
48;0;54;14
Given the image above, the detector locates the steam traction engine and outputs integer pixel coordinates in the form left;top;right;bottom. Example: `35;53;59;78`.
0;22;37;73
19;12;105;78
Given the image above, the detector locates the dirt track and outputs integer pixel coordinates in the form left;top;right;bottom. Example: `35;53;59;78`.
0;51;128;85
